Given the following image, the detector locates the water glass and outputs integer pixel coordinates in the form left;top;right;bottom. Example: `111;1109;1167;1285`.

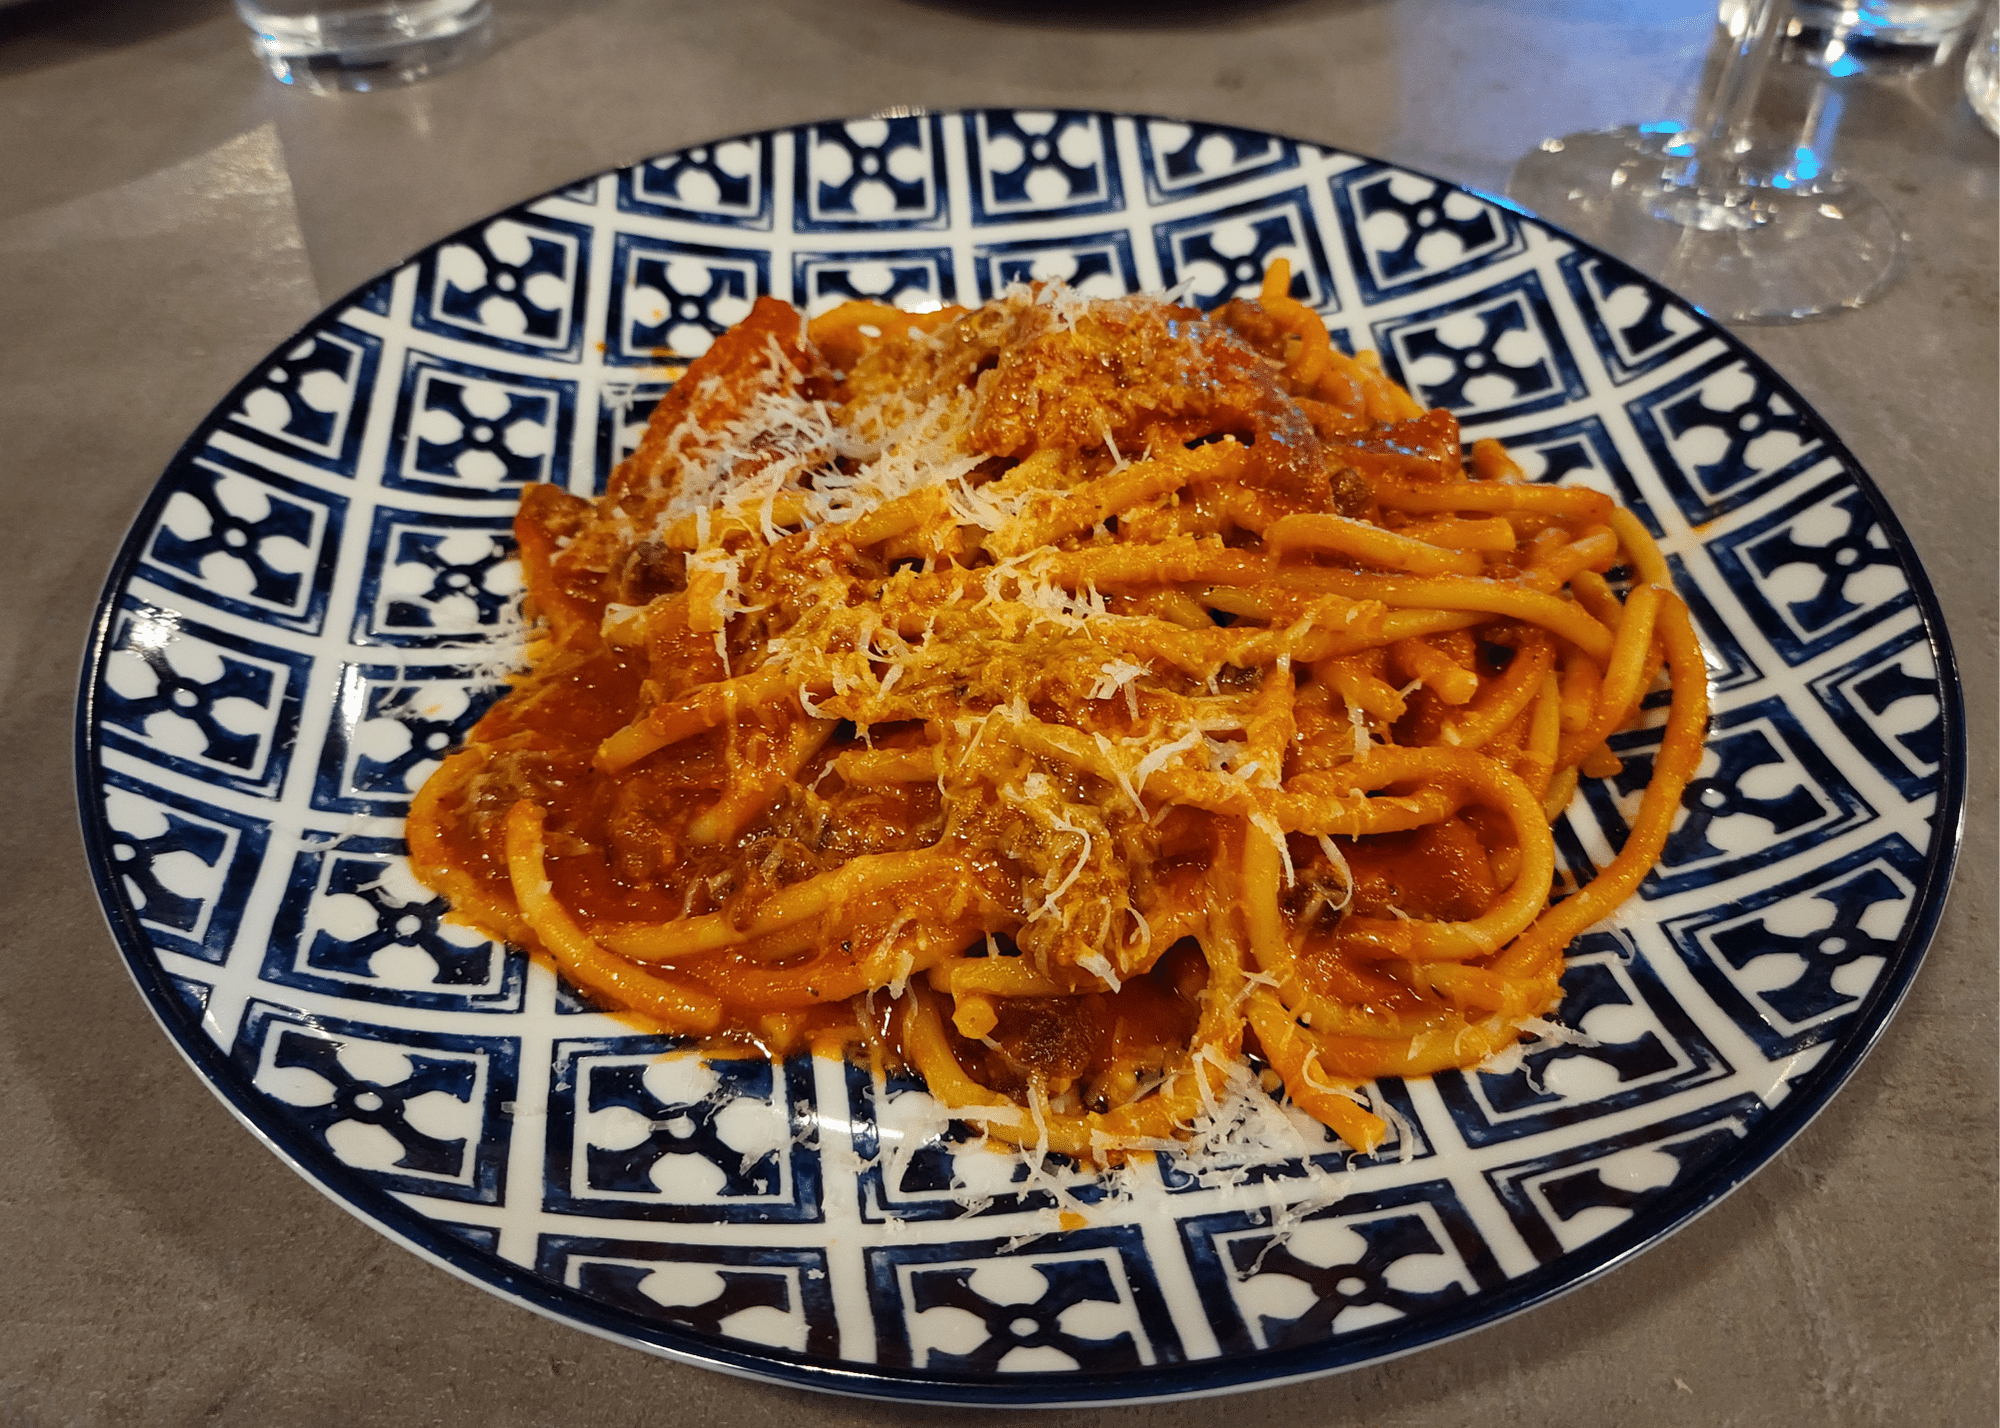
1784;0;1982;71
233;0;493;93
1967;2;2000;131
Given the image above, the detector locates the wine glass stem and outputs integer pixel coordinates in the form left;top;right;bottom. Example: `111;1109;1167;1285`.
1674;0;1787;193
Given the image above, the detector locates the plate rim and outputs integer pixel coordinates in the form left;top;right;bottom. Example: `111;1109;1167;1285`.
72;106;1969;1406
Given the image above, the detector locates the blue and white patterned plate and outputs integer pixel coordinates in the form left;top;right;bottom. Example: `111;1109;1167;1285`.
76;111;1963;1405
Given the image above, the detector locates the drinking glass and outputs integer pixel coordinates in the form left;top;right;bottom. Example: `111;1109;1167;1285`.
1782;0;1982;72
233;0;493;93
1967;1;2000;131
1507;0;1902;323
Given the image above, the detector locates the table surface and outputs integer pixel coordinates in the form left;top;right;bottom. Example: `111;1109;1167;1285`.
1;1;1993;1424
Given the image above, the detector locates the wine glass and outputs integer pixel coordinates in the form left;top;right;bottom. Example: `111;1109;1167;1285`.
1507;0;1904;323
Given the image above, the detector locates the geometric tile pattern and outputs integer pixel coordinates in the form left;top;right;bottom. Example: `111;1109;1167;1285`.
222;321;382;475
1134;118;1298;205
1432;931;1734;1147
1333;164;1526;304
793;115;949;232
1707;474;1915;664
234;999;518;1204
1373;271;1586;424
539;1238;837;1358
384;352;575;498
1661;834;1928;1059
77;112;1961;1405
867;1228;1184;1372
964;110;1124;225
543;1041;822;1223
1628;353;1833;525
618;135;775;230
1807;625;1944;799
606;232;768;365
310;662;503;817
131;450;346;635
98;771;269;965
792;246;957;318
1581;696;1874;898
1178;1181;1504;1353
1483;1100;1759;1262
99;600;312;798
1556;249;1705;386
262;837;525;1011
414;213;592;361
352;509;520;648
847;1065;1112;1224
971;230;1139;304
1154;187;1338;312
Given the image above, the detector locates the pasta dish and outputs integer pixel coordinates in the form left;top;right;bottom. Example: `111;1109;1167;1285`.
406;270;1708;1159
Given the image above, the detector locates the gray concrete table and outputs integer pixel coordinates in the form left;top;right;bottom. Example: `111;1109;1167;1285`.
1;1;1992;1424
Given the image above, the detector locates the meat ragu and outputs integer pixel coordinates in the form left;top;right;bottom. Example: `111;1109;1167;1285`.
406;270;1709;1160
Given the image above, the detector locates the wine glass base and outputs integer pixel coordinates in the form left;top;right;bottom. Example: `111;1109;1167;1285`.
1506;126;1903;323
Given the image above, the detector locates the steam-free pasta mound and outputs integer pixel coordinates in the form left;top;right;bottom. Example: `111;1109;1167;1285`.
406;270;1708;1158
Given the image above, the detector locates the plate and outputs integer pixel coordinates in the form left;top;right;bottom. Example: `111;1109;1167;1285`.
76;111;1963;1405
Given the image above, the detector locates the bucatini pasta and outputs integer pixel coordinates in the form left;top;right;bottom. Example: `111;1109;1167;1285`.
406;268;1708;1158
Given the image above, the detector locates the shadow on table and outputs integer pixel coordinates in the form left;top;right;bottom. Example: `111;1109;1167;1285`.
903;0;1380;30
0;0;228;76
